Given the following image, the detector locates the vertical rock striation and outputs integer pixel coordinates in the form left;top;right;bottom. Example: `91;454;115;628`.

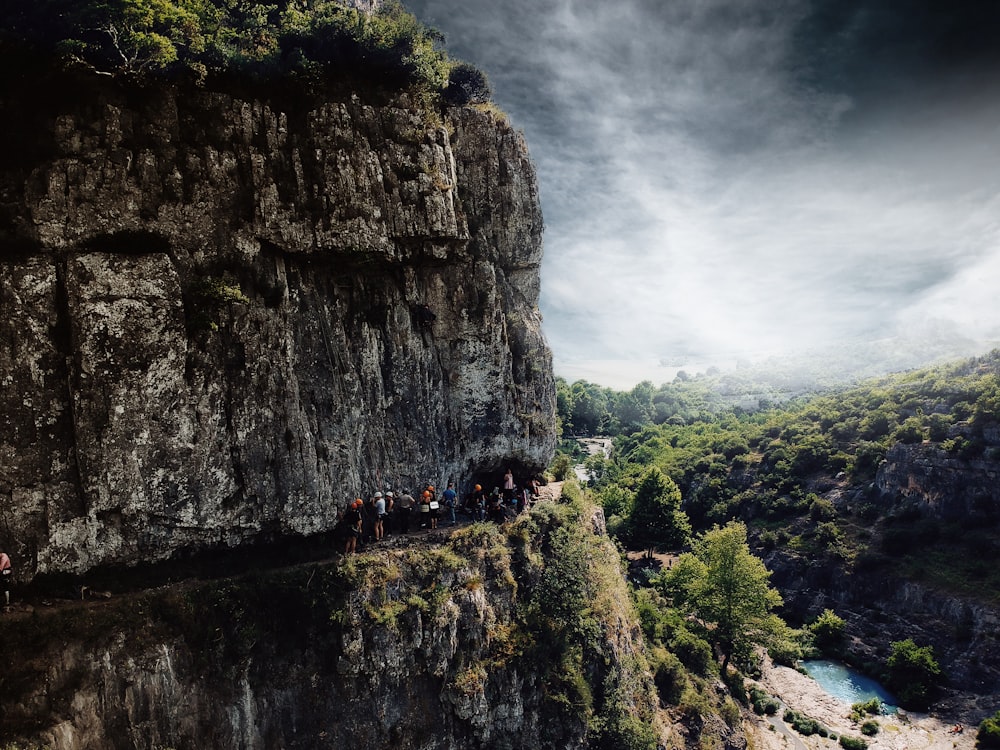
0;74;555;577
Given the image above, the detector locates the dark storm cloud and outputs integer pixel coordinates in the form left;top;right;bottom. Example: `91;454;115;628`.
407;0;1000;387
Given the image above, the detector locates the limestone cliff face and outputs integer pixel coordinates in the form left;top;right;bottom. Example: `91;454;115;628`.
0;73;555;578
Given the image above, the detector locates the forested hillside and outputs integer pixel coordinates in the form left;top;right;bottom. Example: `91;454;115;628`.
562;350;1000;600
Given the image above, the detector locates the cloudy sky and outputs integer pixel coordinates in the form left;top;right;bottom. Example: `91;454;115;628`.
408;0;1000;389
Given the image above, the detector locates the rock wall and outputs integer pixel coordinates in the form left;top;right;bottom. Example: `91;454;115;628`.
875;440;1000;520
0;73;555;578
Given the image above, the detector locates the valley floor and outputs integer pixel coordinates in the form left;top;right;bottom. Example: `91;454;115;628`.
753;658;977;750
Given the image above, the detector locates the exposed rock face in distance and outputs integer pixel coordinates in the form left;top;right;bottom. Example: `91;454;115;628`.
876;438;1000;520
0;74;555;577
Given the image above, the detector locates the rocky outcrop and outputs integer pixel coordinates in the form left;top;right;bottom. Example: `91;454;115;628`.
0;72;555;578
875;441;1000;520
1;501;662;750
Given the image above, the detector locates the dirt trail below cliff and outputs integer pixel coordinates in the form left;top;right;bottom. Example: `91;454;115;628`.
751;657;976;750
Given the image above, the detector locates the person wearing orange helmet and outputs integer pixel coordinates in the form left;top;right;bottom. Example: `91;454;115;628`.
467;483;486;522
419;490;431;529
342;499;363;554
424;486;440;530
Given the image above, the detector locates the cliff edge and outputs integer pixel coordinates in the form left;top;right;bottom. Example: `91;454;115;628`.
0;72;555;578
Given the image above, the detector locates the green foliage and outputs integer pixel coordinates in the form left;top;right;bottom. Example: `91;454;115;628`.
0;0;488;100
669;628;715;677
550;452;574;481
784;709;829;736
839;735;869;750
663;521;784;670
885;638;941;710
978;710;1000;748
649;646;686;704
627;467;691;552
554;350;1000;604
588;712;658;750
749;685;780;715
860;721;879;736
809;609;847;653
849;697;884;722
443;60;491;104
189;276;249;331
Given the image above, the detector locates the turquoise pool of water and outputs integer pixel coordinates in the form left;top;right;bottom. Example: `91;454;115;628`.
800;659;898;711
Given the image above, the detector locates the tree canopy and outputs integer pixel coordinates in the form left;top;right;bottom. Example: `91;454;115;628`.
662;521;784;671
0;0;488;99
628;467;690;555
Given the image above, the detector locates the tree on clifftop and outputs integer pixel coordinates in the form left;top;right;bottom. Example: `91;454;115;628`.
662;521;785;672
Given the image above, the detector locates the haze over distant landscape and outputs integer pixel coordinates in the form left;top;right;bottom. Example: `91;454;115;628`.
408;0;1000;389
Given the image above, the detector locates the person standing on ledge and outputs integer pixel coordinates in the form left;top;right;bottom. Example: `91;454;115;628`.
443;482;458;526
1;549;12;609
503;468;515;500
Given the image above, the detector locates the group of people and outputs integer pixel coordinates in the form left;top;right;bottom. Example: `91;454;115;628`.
335;470;542;553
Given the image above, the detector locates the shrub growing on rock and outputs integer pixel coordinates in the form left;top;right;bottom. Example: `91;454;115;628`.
885;638;941;710
978;710;1000;748
809;608;847;654
443;61;491;104
840;735;868;750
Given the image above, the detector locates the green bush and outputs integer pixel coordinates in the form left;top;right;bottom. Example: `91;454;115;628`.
749;686;780;716
784;709;828;737
861;721;879;736
443;61;491;104
550;453;573;481
839;735;868;750
885;638;941;710
810;609;847;653
849;697;883;722
978;710;1000;748
651;648;686;704
670;629;715;677
1;0;462;97
721;698;742;728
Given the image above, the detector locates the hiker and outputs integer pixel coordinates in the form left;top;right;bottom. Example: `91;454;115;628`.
529;477;541;497
426;485;440;530
517;486;528;514
443;482;458;526
503;468;515;500
343;500;363;554
373;491;386;541
467;484;486;521
397;489;414;533
383;491;395;535
0;550;11;609
420;491;431;528
488;488;504;523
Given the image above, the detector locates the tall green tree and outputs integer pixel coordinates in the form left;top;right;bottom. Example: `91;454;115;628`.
663;521;784;672
628;467;690;555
